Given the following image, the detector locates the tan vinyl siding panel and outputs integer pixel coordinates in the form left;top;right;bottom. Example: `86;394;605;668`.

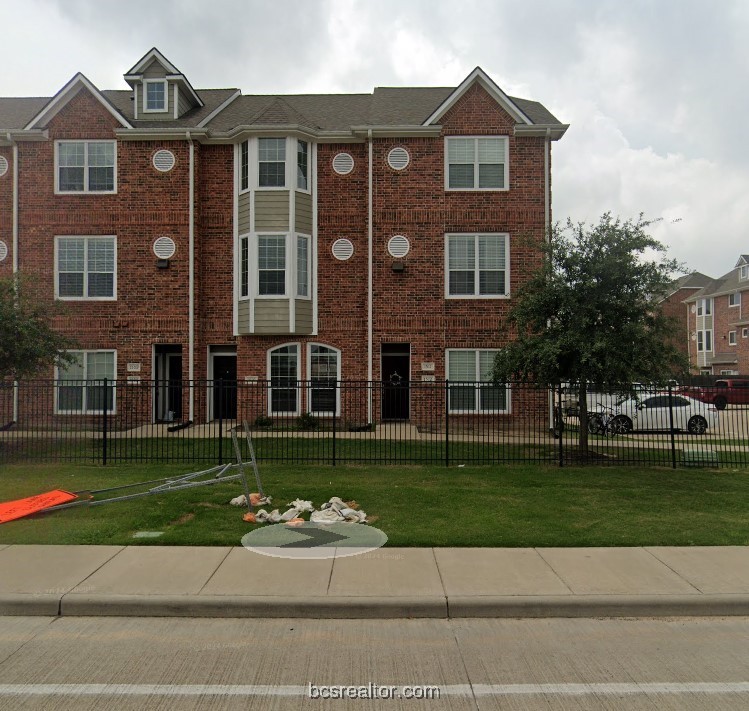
237;299;251;334
295;192;313;234
254;299;290;334
295;299;313;334
705;314;714;329
177;88;191;117
238;193;251;234
143;60;167;79
255;191;290;231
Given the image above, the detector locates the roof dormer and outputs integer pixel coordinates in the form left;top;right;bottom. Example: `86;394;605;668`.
124;48;203;120
735;255;749;281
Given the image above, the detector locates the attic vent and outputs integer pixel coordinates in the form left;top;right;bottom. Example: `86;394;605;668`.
388;235;410;258
0;156;7;177
332;153;354;175
153;236;177;260
0;241;7;262
387;147;410;171
332;238;354;261
153;150;176;173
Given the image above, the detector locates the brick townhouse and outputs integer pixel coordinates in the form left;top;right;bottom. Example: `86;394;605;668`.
684;257;749;375
0;48;567;425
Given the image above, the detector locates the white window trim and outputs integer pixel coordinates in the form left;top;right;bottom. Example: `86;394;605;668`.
740;265;749;281
729;330;737;346
296;233;311;300
296;139;311;194
742;327;748;338
54;140;117;195
143;78;169;113
729;292;740;307
444;136;509;191
267;342;301;416
698;329;713;352
444;233;510;299
239;233;250;299
54;235;117;301
239;140;250;194
257;137;288;190
445;349;510;414
54;349;117;414
307;343;341;416
256;232;289;298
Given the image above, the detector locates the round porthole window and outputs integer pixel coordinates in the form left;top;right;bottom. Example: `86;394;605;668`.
387;147;410;171
152;150;176;173
0;240;7;262
0;156;8;177
387;235;410;258
153;236;177;259
332;152;354;175
332;238;354;261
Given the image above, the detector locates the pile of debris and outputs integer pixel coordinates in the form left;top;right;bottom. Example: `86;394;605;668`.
230;495;367;525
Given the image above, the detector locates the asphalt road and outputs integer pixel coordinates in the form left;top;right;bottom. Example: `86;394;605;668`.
0;616;748;709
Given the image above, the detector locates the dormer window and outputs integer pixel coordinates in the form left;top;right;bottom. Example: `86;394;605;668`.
144;79;168;112
741;265;749;281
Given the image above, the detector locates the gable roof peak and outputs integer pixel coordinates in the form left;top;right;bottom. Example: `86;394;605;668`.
423;65;533;127
734;255;749;268
125;47;182;77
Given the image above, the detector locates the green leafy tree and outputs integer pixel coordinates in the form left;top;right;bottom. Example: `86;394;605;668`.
0;275;76;380
491;213;688;452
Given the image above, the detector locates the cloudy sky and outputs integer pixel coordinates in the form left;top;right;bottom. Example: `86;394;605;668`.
2;0;746;278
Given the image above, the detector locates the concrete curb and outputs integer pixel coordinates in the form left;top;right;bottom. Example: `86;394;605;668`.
448;594;749;618
0;592;742;619
59;594;449;619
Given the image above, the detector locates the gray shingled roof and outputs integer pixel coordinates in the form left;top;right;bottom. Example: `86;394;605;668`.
669;272;714;292
685;264;749;302
0;97;51;130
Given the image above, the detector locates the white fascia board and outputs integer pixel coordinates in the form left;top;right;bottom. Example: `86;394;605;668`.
350;125;443;138
0;130;48;145
126;48;181;76
115;128;209;141
515;123;569;140
734;256;749;268
197;90;242;128
164;74;204;107
423;67;533;126
24;73;133;130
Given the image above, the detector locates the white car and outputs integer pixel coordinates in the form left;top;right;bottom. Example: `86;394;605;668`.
603;394;718;435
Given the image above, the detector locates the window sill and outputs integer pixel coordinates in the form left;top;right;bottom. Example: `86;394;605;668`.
445;294;510;300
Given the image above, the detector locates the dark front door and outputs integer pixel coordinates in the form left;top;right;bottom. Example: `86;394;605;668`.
381;344;410;420
213;355;237;420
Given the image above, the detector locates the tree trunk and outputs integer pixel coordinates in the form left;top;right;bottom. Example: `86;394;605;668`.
578;380;589;454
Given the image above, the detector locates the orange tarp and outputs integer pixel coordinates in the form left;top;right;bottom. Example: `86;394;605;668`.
0;490;78;524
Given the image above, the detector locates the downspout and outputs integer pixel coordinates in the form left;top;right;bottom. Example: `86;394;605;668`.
9;133;19;423
544;128;554;431
367;129;373;423
187;131;195;421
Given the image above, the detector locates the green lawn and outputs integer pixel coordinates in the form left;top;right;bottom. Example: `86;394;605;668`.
0;462;748;547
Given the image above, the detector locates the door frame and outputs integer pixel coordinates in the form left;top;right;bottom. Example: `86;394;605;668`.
380;343;411;421
207;346;238;422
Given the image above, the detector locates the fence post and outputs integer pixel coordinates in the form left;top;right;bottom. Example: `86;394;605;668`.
557;385;564;468
101;377;108;466
445;379;450;467
668;384;677;469
217;379;224;465
332;381;337;467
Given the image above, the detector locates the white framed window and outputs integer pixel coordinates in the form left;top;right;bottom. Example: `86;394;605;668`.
721;369;740;375
240;141;249;192
56;140;116;193
445;136;508;190
258;138;286;188
743;327;748;338
258;235;286;296
143;79;168;112
55;236;116;300
297;140;309;190
446;349;509;414
239;234;249;298
308;344;340;415
697;330;713;352
268;344;299;415
741;265;749;281
297;235;309;297
729;331;737;346
446;233;509;298
729;292;741;307
55;350;116;414
697;298;712;317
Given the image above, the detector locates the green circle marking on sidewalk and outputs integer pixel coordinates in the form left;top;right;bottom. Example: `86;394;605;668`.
241;522;388;560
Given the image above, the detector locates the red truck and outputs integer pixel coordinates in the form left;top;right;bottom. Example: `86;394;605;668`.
680;379;749;410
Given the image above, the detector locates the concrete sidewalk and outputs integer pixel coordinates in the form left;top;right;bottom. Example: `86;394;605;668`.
0;544;748;619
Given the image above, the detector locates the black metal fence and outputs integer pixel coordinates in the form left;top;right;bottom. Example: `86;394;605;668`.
0;380;747;468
